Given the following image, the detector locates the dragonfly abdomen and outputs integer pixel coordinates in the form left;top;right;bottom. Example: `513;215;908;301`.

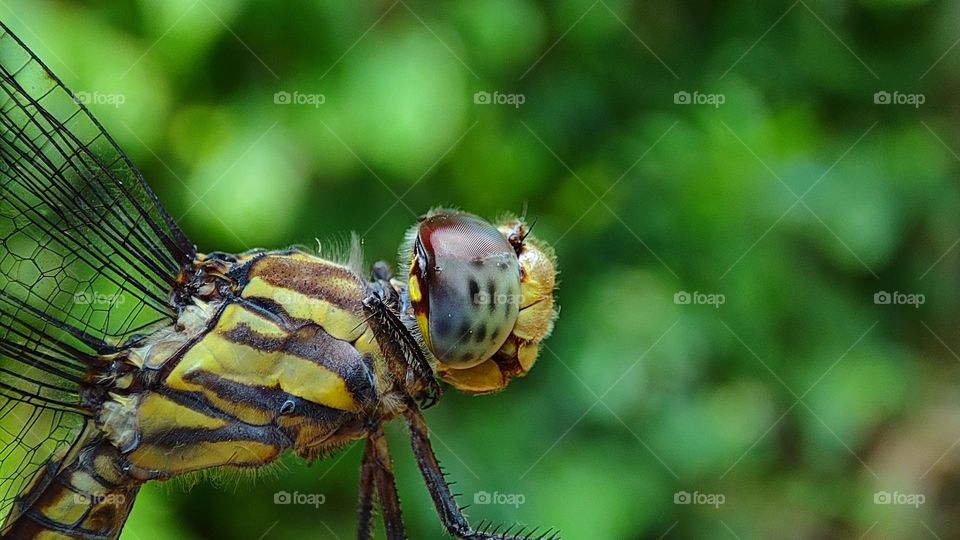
2;427;140;540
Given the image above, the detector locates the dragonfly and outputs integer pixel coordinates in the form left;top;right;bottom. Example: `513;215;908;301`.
0;20;558;540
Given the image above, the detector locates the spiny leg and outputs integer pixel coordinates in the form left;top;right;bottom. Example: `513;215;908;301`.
357;433;377;540
372;425;407;540
404;405;560;540
357;424;408;540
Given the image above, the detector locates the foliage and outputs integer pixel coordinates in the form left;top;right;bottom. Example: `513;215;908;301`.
3;0;958;538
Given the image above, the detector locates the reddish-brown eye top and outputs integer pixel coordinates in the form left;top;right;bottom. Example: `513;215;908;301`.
418;213;511;262
413;212;520;368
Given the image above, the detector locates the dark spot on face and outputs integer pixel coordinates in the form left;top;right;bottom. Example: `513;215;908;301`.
435;315;453;337
430;281;454;307
459;351;476;363
475;324;487;343
491;327;501;342
487;280;497;312
497;261;508;271
458;320;471;340
469;278;480;305
471;259;485;268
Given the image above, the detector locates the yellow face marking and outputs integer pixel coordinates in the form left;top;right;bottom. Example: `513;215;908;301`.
242;277;366;342
138;393;228;437
517;342;540;371
408;274;422;303
437;360;504;394
407;272;434;355
513;244;557;341
415;312;432;351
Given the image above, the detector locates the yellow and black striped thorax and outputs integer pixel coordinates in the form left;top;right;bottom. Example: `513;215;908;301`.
95;249;401;480
172;249;382;414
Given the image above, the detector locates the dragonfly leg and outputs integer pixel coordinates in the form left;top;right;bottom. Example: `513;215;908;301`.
357;424;407;540
404;405;561;540
357;433;377;540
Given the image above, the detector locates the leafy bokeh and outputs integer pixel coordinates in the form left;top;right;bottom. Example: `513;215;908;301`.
3;0;960;538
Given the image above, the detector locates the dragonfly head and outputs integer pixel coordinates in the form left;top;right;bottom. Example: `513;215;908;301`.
401;209;557;394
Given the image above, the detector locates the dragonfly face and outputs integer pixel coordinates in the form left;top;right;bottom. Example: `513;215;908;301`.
409;211;522;368
0;20;561;540
404;210;557;394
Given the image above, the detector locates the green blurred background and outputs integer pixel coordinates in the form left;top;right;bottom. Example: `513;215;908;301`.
4;0;960;538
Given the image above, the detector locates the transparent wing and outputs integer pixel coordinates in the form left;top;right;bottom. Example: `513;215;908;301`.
0;21;196;525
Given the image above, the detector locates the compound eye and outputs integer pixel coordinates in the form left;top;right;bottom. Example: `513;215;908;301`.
412;212;520;368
